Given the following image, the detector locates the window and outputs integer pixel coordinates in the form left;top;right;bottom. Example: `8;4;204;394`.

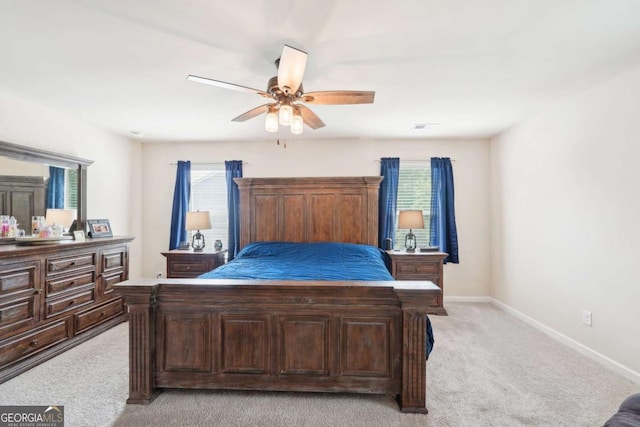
395;163;431;250
190;164;228;249
65;169;78;209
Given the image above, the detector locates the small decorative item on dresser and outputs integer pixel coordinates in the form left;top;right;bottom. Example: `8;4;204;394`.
87;219;113;238
214;239;223;251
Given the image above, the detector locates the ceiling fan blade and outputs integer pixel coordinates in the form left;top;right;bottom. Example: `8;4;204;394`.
231;103;274;122
187;75;272;98
300;91;375;105
277;45;307;95
297;105;325;129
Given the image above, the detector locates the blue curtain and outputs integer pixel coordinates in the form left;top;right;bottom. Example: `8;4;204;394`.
168;161;191;250
378;158;400;249
46;166;65;209
429;157;459;263
225;160;243;261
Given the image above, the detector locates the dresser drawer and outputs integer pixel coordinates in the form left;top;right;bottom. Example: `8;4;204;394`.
168;260;210;277
46;253;96;276
102;271;126;297
396;262;438;277
101;249;126;273
46;271;96;296
0;320;70;367
75;299;124;334
45;287;95;318
0;262;39;297
0;296;38;338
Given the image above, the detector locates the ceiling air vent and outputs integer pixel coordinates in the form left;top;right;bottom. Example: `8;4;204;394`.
412;123;440;130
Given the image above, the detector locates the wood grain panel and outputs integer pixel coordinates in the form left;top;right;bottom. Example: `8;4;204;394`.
253;194;279;242
308;195;334;242
221;315;268;374
162;313;210;372
341;317;391;377
336;194;364;243
282;194;305;242
280;316;329;375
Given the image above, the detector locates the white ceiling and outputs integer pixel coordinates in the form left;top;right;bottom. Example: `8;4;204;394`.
1;0;640;143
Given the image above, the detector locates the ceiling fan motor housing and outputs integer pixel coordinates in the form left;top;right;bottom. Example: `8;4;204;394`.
267;76;303;99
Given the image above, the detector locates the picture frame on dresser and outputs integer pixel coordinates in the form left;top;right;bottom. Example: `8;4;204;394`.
87;219;113;238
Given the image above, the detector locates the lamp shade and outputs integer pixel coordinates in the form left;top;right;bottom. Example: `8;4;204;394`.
290;109;303;134
265;109;279;132
185;211;211;231
398;210;424;229
45;209;75;228
279;103;293;126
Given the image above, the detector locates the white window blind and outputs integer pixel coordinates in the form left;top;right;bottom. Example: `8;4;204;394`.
65;168;78;210
394;163;432;250
190;164;228;250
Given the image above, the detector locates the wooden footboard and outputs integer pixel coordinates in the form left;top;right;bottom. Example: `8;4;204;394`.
115;279;440;413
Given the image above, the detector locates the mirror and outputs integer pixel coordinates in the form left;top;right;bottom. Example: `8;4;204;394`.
0;140;92;239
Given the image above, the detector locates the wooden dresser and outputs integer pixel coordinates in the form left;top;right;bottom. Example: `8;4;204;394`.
0;236;133;382
386;250;448;315
161;249;227;278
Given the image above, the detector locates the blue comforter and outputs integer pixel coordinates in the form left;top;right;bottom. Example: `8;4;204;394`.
198;241;394;281
198;241;433;358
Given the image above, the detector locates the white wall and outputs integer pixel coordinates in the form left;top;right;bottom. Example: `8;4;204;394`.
0;91;144;278
141;138;491;298
491;65;640;378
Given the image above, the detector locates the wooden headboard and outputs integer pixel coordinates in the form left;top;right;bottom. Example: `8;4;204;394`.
234;176;382;250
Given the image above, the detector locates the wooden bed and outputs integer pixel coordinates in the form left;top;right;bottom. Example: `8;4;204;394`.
115;177;441;413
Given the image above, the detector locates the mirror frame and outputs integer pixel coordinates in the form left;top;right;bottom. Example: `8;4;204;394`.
0;140;93;231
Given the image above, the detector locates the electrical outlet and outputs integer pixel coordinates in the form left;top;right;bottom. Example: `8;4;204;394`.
582;310;592;327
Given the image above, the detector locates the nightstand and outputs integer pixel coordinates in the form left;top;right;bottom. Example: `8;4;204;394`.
385;250;448;315
161;249;227;278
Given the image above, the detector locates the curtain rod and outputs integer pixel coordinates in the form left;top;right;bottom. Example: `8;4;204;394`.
169;161;246;165
375;158;456;162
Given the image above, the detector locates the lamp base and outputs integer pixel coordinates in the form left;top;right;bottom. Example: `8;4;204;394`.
404;230;417;253
192;231;205;252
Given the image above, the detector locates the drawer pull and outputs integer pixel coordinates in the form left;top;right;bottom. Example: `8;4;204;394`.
30;339;38;347
186;266;191;270
69;262;76;266
68;299;78;306
69;281;75;286
99;311;106;317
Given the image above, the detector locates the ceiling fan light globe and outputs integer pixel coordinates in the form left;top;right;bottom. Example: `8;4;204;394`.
265;112;279;132
279;104;293;126
291;114;304;134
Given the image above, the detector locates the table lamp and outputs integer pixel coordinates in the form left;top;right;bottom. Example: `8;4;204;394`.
186;211;211;251
398;210;424;252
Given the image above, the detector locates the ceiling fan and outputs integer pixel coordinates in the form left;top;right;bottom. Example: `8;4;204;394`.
187;45;375;135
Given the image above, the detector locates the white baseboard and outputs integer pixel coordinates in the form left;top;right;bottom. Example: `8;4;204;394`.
444;296;492;303
489;298;640;385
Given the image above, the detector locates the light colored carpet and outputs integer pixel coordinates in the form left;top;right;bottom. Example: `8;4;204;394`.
0;302;637;426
